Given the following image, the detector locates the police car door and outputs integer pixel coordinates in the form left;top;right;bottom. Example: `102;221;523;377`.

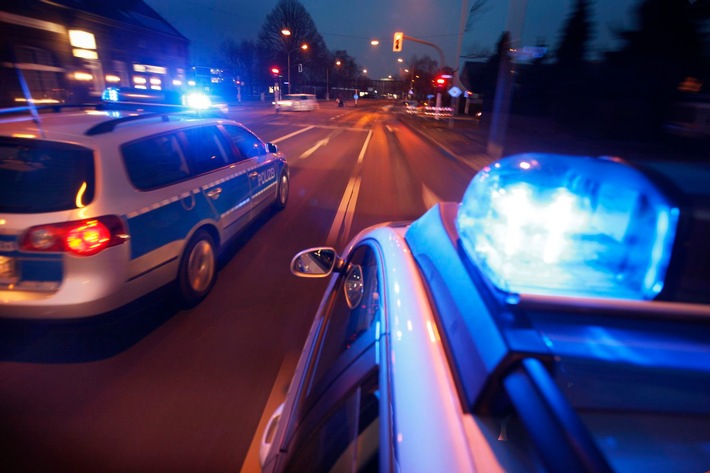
223;125;277;215
182;125;252;241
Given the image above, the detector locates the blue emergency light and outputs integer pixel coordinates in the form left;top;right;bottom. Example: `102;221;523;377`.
456;154;679;300
183;92;212;110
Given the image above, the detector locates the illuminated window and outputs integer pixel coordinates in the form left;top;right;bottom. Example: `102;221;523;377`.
68;30;96;50
72;48;98;60
133;76;146;85
74;72;93;81
133;64;166;74
105;75;120;83
149;78;161;85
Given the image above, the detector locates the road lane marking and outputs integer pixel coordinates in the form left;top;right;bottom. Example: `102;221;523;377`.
271;125;314;144
327;130;373;246
299;136;330;159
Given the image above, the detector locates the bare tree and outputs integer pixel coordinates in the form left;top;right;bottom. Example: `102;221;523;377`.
217;39;257;87
257;0;328;91
463;0;492;61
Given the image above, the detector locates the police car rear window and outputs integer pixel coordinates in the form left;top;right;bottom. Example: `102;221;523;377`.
0;139;95;213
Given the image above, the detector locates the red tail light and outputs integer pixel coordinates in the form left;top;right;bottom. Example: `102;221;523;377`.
20;216;128;256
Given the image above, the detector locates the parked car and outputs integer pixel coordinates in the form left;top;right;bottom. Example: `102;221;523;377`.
260;153;710;473
0;105;289;319
275;94;319;112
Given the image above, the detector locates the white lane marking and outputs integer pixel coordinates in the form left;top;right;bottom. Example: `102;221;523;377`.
357;130;372;164
326;130;373;246
299;136;330;159
271;125;314;144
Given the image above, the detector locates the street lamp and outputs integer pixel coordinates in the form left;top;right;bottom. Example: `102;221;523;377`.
287;43;307;94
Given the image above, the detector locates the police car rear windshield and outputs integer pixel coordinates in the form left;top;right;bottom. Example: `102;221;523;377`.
0;139;95;213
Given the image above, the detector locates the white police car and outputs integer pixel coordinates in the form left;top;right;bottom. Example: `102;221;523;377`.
0;106;288;318
260;153;710;472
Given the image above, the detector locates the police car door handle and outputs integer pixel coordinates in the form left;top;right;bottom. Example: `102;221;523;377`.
248;172;258;178
206;187;222;199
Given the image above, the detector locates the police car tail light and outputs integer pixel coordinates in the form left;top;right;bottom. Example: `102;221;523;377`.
21;216;127;256
455;154;679;300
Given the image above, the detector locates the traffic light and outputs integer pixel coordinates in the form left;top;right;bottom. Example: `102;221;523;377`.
393;32;403;52
435;77;446;88
271;67;280;76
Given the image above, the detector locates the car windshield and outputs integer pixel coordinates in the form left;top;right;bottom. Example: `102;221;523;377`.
0;139;95;213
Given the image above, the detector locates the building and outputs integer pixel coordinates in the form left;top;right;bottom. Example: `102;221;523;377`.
0;0;189;106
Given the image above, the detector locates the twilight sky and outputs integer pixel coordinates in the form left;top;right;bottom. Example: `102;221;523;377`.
145;0;640;79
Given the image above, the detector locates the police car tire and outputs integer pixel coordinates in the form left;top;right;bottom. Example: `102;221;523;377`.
177;230;217;307
274;171;289;210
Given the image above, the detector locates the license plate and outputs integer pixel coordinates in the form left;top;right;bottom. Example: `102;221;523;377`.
0;255;16;282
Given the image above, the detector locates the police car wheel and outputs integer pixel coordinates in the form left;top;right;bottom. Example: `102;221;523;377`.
177;230;217;307
274;171;289;210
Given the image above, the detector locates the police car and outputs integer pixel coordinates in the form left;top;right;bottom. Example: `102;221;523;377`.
259;154;710;472
0;105;288;318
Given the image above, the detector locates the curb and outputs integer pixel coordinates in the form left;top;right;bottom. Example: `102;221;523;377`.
396;115;490;172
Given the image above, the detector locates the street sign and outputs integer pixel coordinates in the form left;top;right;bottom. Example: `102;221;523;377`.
448;86;462;98
393;32;403;52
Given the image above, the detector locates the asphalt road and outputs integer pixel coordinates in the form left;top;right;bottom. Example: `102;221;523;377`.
0;99;479;473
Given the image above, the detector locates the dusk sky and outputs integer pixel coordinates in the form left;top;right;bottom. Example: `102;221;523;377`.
145;0;640;79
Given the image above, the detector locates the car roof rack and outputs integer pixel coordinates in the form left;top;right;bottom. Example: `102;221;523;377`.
84;108;227;136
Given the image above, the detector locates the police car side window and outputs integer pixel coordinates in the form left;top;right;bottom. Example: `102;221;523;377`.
222;125;265;160
182;126;231;175
308;244;381;397
122;133;190;190
286;373;380;473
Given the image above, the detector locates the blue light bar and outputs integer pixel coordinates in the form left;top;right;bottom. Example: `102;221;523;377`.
456;154;679;300
101;87;119;102
183;92;212;110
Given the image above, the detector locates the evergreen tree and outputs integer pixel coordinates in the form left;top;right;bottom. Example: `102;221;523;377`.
556;0;593;67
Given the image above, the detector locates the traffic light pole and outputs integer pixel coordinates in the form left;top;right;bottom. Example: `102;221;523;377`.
402;35;446;73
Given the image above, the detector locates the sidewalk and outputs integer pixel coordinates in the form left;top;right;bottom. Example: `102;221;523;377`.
398;109;710;166
397;112;494;172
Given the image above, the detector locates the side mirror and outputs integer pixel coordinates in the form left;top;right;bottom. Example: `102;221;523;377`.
291;247;338;278
267;143;278;154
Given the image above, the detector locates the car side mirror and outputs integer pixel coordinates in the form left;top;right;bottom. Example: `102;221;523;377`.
291;247;339;278
267;143;278;154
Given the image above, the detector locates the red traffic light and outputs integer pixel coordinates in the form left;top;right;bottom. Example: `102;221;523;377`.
435;77;446;86
271;67;280;75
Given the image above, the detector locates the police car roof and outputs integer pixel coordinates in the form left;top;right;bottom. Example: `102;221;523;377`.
0;106;228;143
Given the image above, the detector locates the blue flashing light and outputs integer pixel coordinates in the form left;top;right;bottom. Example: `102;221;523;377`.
456;154;679;300
183;92;212;110
101;87;119;102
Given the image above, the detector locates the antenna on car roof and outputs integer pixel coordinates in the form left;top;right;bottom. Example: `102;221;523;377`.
12;52;46;138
